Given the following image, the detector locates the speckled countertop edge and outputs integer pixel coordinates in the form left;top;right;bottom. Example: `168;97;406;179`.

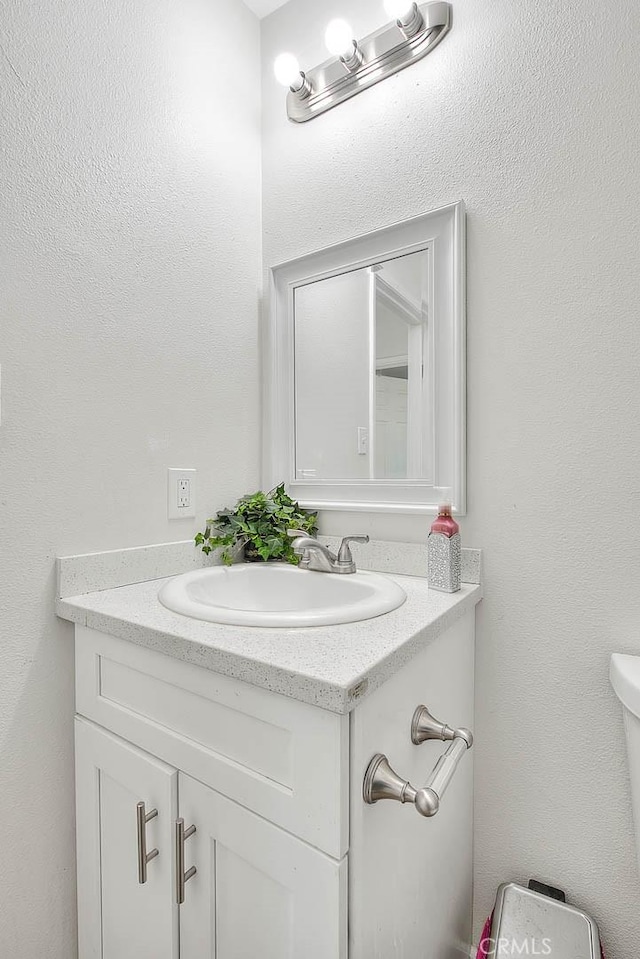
57;575;482;714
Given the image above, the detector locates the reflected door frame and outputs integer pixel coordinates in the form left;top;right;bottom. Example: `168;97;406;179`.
369;265;434;481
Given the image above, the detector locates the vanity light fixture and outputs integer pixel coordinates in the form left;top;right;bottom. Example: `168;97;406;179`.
275;1;452;123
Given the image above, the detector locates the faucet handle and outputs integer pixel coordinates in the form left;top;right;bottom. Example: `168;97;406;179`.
338;535;370;565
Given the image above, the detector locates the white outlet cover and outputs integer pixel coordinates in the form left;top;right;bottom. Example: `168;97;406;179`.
167;468;196;520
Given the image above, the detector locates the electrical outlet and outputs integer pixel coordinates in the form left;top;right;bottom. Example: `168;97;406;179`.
357;427;369;455
177;478;191;509
168;468;196;519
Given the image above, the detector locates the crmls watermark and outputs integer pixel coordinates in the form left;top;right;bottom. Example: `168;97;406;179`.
480;938;553;956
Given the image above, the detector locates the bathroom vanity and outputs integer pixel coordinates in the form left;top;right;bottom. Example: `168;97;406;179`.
58;542;480;959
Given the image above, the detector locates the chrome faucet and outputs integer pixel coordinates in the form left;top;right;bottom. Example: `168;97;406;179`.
288;531;370;574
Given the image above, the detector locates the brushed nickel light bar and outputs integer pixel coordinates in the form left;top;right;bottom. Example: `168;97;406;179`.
273;2;452;124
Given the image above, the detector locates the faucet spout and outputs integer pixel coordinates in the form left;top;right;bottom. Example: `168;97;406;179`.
289;536;338;573
287;531;369;574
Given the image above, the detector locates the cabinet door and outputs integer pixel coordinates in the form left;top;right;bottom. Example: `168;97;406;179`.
179;773;347;959
75;718;179;959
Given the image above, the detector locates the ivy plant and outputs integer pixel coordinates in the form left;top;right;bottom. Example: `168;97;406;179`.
195;484;318;566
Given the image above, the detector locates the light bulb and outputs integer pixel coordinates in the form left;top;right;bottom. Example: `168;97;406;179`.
384;0;417;20
274;52;303;90
325;19;356;60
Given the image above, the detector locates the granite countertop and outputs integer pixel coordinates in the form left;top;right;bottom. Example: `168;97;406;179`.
57;572;482;713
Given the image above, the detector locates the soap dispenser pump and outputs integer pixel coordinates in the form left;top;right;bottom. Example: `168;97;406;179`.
427;499;461;593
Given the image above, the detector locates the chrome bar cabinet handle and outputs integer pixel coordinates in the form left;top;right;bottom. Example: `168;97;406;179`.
363;705;473;818
175;818;197;904
136;802;159;885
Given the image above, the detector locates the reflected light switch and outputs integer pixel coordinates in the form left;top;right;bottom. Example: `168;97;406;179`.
357;427;369;455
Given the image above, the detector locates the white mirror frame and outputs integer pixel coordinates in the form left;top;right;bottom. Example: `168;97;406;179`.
263;201;466;515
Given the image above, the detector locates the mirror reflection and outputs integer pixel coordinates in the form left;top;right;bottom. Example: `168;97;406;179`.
294;249;431;482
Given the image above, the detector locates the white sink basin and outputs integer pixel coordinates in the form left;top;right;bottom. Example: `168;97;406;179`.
158;563;406;628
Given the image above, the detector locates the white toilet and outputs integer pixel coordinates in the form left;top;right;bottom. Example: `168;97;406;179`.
610;653;640;874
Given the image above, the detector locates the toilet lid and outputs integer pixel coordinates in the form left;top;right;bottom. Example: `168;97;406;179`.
610;653;640;719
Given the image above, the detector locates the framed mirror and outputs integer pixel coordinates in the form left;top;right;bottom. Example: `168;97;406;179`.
264;202;466;514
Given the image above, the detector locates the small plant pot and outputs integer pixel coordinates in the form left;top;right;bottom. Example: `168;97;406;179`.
243;543;281;563
202;541;246;567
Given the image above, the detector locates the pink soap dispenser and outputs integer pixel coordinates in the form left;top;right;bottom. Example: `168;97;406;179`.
427;498;461;593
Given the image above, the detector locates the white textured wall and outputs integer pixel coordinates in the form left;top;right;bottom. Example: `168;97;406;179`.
0;0;261;954
261;0;640;954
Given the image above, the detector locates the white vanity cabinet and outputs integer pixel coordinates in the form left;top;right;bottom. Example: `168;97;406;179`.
73;609;475;959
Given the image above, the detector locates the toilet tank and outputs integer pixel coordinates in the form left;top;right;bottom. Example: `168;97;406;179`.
610;653;640;876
